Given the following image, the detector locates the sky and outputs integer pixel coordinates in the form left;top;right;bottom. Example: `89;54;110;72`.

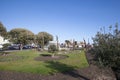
0;0;120;43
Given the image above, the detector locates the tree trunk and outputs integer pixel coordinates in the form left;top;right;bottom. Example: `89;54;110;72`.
52;53;55;58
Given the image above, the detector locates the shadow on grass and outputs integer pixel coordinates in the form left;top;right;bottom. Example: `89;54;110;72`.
45;61;90;80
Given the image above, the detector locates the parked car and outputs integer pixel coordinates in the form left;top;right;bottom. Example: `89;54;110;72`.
8;44;20;50
8;46;19;50
23;45;32;49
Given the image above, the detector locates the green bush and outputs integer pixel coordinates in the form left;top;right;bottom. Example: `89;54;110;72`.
48;45;58;53
40;53;51;56
92;23;120;79
2;43;11;50
92;23;120;69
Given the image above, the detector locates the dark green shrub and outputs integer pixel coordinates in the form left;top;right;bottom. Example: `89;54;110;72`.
48;45;57;53
92;23;120;79
2;43;11;50
40;53;51;56
48;45;58;57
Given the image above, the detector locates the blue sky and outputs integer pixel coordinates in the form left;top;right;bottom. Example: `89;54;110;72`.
0;0;120;43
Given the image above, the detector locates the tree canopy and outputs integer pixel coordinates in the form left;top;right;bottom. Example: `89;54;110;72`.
0;22;7;37
0;22;54;49
9;28;34;44
37;32;53;48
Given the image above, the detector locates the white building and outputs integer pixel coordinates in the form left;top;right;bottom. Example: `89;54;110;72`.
48;41;58;46
44;41;60;50
0;36;9;48
45;41;69;51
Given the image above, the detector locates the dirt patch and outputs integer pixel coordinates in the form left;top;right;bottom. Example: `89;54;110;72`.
34;55;68;61
0;65;116;80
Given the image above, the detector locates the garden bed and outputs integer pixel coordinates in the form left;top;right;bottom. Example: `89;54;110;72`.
34;54;68;61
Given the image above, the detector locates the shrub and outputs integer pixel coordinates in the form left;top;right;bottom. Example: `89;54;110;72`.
92;23;120;79
2;43;11;50
48;45;57;53
92;24;120;68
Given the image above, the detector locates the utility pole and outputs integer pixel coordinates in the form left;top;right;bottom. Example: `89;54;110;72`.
56;35;59;50
83;38;86;48
73;39;75;50
42;34;44;50
88;38;90;44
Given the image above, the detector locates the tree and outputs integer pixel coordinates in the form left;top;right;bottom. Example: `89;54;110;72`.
0;22;7;37
9;28;34;45
37;32;53;48
73;40;78;50
65;40;71;48
92;23;120;70
48;45;57;57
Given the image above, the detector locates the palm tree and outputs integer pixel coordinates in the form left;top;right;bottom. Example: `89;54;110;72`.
65;40;71;48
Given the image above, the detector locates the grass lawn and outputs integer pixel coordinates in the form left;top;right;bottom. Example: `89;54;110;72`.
0;50;89;75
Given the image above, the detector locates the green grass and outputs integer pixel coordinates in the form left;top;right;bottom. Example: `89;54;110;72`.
60;50;89;68
0;50;89;75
